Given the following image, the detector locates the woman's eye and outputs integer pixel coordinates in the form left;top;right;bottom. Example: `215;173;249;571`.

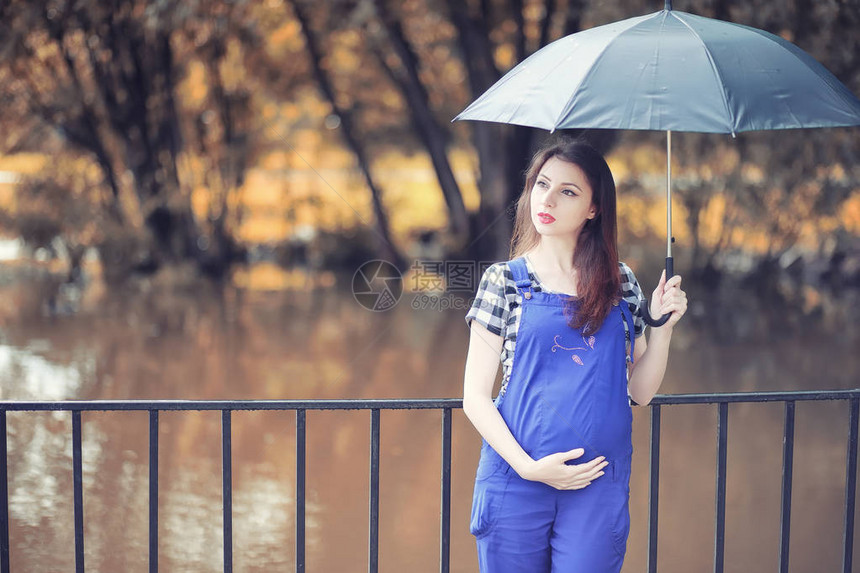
562;189;576;196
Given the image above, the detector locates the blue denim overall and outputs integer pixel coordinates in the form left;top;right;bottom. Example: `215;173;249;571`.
471;256;636;572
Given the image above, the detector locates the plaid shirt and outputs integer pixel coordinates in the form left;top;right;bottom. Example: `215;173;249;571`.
464;257;647;397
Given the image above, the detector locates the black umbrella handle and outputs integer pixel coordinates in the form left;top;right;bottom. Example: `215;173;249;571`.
641;257;674;327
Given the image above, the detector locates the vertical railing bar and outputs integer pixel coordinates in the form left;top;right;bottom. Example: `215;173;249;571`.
779;401;795;573
149;410;159;573
648;404;661;573
440;408;452;573
843;398;859;573
369;409;380;573
714;403;728;573
0;411;9;573
222;410;233;573
72;410;85;573
296;409;306;573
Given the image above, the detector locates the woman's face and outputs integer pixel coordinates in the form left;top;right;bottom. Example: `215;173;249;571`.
530;156;596;239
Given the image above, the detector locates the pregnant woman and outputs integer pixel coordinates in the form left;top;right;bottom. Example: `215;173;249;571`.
463;138;687;572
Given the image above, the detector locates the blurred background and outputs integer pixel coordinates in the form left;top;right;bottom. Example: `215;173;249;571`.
0;0;858;571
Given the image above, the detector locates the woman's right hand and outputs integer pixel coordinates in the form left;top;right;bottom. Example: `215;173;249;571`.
520;448;608;490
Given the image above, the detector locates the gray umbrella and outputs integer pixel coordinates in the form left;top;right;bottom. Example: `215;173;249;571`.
454;1;860;325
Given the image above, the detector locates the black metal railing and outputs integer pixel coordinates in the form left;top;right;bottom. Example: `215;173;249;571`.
648;390;860;573
0;390;857;573
0;399;459;573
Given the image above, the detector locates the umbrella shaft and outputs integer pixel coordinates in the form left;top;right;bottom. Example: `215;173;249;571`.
666;131;673;259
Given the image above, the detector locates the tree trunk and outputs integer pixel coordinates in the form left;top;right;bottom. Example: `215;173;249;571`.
474;123;514;261
291;0;404;268
372;0;470;248
445;0;516;261
71;1;199;267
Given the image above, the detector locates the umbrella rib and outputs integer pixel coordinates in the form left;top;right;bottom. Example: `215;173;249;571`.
550;43;617;130
741;26;860;126
551;12;662;129
739;30;804;129
673;13;737;135
508;37;593;130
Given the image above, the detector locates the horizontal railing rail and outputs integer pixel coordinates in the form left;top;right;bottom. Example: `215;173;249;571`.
0;389;857;573
0;398;463;412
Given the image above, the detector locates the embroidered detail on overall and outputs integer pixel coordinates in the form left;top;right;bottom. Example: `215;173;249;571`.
550;333;596;365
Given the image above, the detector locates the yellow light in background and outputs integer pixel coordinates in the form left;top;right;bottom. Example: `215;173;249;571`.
839;191;860;234
231;262;336;292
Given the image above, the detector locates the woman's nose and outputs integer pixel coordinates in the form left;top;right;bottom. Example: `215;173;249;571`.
540;188;553;207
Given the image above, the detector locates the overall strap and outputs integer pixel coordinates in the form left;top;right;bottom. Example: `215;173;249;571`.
618;297;636;363
508;257;534;299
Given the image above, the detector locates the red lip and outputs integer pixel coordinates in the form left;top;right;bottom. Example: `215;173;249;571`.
537;212;556;223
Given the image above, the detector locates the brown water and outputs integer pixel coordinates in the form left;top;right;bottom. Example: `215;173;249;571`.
0;267;858;572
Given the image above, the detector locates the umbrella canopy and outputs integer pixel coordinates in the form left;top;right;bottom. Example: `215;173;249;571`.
454;8;860;134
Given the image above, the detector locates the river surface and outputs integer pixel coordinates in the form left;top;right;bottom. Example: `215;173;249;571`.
0;261;858;572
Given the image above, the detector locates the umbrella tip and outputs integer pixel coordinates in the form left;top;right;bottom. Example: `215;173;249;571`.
664;0;672;10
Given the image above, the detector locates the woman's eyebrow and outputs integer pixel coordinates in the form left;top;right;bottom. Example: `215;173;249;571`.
538;173;582;191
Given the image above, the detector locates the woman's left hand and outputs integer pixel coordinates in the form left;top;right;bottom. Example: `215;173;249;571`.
649;270;687;329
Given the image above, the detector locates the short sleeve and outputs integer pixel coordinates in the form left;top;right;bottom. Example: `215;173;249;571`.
464;263;509;337
619;262;647;337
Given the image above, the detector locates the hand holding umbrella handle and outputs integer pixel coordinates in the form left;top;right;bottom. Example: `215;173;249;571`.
641;257;674;327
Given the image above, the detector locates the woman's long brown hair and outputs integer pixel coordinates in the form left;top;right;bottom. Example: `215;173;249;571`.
510;138;620;336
